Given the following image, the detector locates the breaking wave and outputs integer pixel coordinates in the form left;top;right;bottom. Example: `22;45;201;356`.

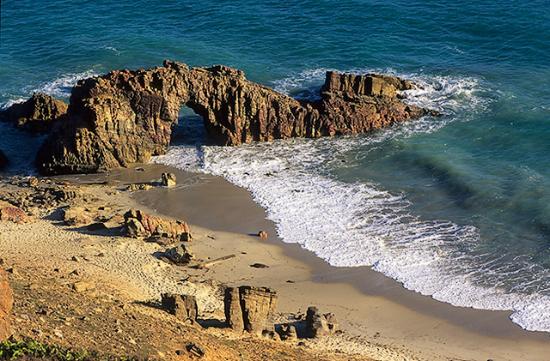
155;68;550;332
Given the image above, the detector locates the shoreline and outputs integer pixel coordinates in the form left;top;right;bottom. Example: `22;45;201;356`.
72;163;550;360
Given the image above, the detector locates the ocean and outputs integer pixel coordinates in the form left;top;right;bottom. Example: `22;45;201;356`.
1;0;549;331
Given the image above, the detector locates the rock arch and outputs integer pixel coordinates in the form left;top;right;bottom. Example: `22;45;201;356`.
30;60;434;175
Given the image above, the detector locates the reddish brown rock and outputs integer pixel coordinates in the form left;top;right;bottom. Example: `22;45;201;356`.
33;61;436;175
0;93;68;133
123;209;191;241
0;268;13;340
0;202;30;224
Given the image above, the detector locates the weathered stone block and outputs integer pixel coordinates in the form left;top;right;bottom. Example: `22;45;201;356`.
161;293;198;324
305;306;339;338
224;286;277;335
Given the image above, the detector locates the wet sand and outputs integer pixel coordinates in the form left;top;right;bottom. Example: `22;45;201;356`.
72;164;550;360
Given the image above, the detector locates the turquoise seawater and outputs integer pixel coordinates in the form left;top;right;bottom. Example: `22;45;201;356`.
1;0;550;331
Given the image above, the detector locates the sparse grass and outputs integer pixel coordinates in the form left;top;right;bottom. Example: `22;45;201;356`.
0;338;141;361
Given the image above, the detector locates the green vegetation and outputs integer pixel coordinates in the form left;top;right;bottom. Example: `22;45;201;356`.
0;338;140;361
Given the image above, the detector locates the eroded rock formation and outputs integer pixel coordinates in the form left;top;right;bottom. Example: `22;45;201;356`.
22;61;435;175
305;306;339;338
161;293;198;324
0;93;68;133
224;286;278;335
0;268;13;340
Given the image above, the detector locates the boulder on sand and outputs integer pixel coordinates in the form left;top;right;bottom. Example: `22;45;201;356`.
63;206;93;226
161;173;177;188
0;201;30;224
277;323;298;341
124;209;191;241
305;306;339;338
163;244;193;265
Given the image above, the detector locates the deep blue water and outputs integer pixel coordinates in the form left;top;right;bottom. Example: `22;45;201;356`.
1;0;550;331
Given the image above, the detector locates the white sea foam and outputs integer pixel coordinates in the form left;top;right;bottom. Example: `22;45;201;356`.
1;70;97;109
0;97;27;110
31;70;98;98
154;68;550;332
100;45;121;55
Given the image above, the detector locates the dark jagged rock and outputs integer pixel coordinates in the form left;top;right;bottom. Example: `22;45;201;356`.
277;323;298;341
163;244;193;265
0;93;68;133
0;150;7;170
33;61;436;175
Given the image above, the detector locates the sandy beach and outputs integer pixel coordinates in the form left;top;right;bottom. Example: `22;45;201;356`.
1;163;550;360
54;164;550;360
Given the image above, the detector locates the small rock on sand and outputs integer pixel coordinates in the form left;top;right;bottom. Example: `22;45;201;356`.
161;173;177;188
250;263;269;269
163;244;193;265
0;203;29;224
72;281;94;293
278;324;298;341
63;206;92;226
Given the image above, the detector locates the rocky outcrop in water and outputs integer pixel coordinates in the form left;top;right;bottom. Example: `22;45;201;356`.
32;61;435;175
0;268;13;340
0;93;68;133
